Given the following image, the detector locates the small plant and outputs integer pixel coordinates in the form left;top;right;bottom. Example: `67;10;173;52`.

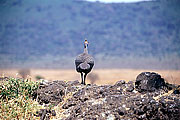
35;75;44;80
0;77;40;119
88;73;99;84
18;69;30;79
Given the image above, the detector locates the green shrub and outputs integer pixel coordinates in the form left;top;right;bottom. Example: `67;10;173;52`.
0;77;39;100
0;77;40;119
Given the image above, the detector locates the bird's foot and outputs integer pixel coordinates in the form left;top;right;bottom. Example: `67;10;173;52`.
81;82;86;85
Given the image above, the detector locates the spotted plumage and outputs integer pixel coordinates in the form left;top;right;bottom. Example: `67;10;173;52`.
75;39;94;85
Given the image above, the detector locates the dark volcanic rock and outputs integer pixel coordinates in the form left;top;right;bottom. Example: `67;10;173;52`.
37;80;66;105
58;82;180;120
115;80;126;86
126;81;134;92
36;109;56;120
0;76;9;81
36;80;82;106
173;86;180;94
135;72;165;92
35;73;180;120
173;89;180;94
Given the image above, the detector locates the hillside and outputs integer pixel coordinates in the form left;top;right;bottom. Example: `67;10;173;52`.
0;0;180;69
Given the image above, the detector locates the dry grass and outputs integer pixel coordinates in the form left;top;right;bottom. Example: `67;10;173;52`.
0;69;180;85
53;84;85;119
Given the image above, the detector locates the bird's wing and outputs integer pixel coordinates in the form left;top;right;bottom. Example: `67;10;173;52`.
86;55;94;64
75;53;84;67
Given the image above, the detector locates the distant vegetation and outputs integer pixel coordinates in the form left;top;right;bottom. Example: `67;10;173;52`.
88;72;99;84
0;0;180;69
35;75;44;80
18;69;30;79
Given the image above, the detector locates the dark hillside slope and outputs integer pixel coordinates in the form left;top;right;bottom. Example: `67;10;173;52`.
0;0;180;69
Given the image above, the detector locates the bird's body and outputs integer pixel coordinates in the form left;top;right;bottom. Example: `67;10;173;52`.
75;53;94;73
75;39;94;85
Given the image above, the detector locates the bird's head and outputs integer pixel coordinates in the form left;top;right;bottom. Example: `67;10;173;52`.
84;39;88;48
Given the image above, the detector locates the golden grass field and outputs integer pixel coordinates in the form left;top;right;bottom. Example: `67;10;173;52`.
0;69;180;85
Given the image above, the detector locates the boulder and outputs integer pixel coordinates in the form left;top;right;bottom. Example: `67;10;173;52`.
135;72;165;92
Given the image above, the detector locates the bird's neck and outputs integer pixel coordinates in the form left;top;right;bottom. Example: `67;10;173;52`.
84;44;88;54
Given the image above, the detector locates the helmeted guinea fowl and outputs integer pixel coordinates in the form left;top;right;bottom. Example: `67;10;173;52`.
75;39;94;85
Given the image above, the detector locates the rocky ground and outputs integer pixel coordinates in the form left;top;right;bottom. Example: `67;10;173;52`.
34;72;180;120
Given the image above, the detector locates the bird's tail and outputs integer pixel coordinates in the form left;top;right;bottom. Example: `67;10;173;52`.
79;63;90;70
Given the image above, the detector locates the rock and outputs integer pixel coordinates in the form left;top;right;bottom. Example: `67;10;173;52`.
33;75;179;120
51;110;56;116
117;107;126;116
37;81;65;105
135;72;165;92
173;89;180;94
126;81;134;92
36;109;56;120
62;101;76;109
173;86;180;94
138;114;146;119
67;80;80;86
165;83;177;90
115;80;126;86
40;109;47;120
0;76;9;81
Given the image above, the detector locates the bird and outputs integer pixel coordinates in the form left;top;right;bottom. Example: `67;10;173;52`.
75;39;94;85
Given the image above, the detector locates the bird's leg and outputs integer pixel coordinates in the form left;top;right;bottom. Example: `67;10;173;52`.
81;72;84;84
83;73;87;85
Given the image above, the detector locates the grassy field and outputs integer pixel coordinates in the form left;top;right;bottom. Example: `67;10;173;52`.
0;69;180;85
